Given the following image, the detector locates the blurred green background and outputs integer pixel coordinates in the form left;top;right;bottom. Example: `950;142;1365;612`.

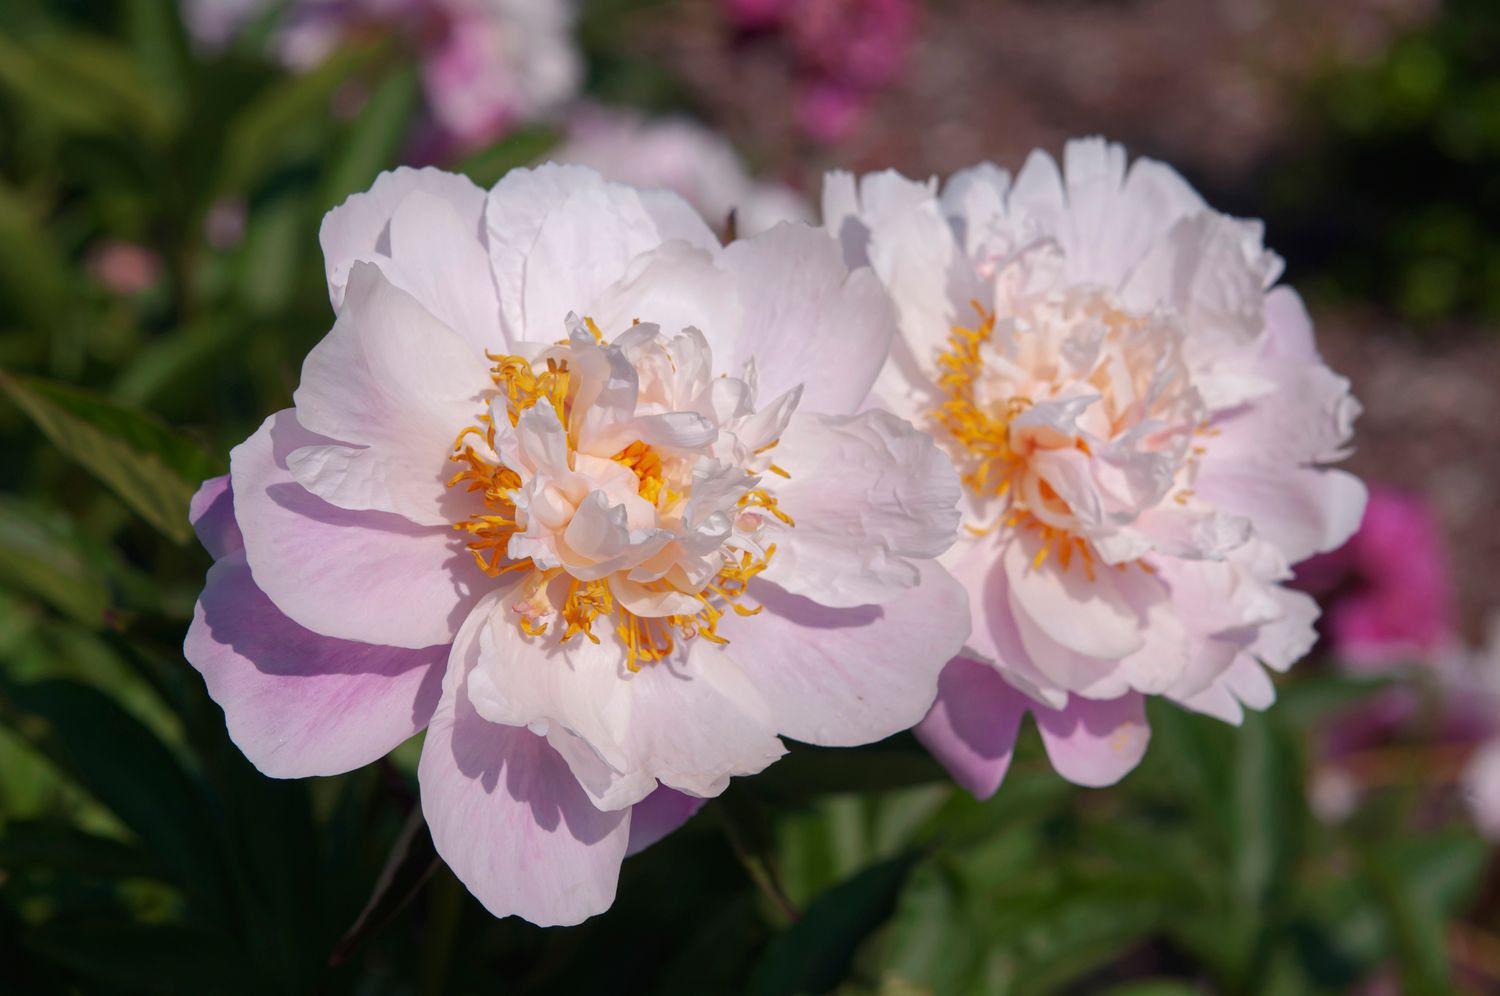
2;1;1499;993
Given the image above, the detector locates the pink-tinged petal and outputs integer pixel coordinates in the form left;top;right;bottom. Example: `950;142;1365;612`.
943;535;1068;709
586;242;738;350
231;409;488;649
760;409;961;607
184;552;445;778
289;263;492;526
485;163;609;340
626;787;706;856
420;603;630;926
914;658;1027;800
1033;692;1150;788
1464;740;1500;842
719;223;895;416
466;593;784;811
376;189;505;356
720;560;969;747
190;474;242;558
521;177;675;339
320;166;488;315
1262;285;1319;362
1003;532;1146;661
1195;465;1368;565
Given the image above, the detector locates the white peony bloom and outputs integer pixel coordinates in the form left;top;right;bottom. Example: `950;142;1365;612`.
824;138;1368;795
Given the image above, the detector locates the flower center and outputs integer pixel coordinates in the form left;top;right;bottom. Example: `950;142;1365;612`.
446;318;794;670
931;287;1201;574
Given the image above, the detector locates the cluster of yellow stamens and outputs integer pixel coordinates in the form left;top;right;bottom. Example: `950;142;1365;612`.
932;301;1032;502
932;301;1158;578
446;326;793;669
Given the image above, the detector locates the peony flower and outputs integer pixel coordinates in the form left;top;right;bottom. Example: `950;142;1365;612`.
550;104;811;239
822;138;1367;796
180;0;581;152
1295;486;1456;670
184;163;968;925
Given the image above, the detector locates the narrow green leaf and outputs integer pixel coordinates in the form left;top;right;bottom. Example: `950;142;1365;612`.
458;125;560;187
321;66;421;209
749;852;922;996
0;679;228;916
0;181;69;330
0;371;218;543
0;33;174;141
0;497;110;624
219;41;386;195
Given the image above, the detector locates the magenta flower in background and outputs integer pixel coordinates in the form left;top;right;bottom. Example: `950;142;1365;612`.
824;139;1367;796
181;0;580;153
184;164;969;925
1295;487;1456;670
726;0;919;143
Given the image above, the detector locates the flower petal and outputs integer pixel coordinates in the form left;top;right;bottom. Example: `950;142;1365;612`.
321;167;486;328
184;552;445;777
189;474;242;559
466;595;785;810
1033;692;1150;787
1003;531;1146;661
718;223;895;416
231;409;488;649
289;262;493;527
720;559;969;747
626;786;707;856
1194;465;1368;565
760;409;961;607
420;600;630;926
914;657;1027;799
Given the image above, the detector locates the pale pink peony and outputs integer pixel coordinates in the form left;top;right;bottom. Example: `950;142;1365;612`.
823;138;1367;796
550;104;811;239
184;164;968;924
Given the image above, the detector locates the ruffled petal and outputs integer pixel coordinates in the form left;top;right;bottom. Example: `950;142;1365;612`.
184;552;445;777
1033;692;1150;787
189;474;242;559
914;657;1027;800
420;601;630;926
760;410;961;607
320;167;498;354
289;263;493;526
625;786;707;856
465;592;785;811
720;560;969;747
719;223;896;416
230;409;488;649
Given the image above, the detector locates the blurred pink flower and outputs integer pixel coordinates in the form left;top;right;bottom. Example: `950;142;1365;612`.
550;104;811;237
790;0;916;90
796;81;867;143
1296;487;1456;670
826;139;1367;795
724;0;918;142
89;241;162;296
184;164;968;924
181;0;580;152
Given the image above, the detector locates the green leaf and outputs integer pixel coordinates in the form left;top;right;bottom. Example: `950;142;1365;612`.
749;852;921;996
0;497;111;624
0;819;167;881
21;921;257;995
747;740;949;803
0;181;69;331
320;66;421;210
219;41;386;195
0;371;218;543
0;679;229;917
458;125;560;187
1366;829;1487;992
0;32;174;141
